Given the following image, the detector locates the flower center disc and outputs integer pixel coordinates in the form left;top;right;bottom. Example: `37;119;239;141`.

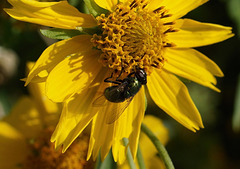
92;0;176;76
22;128;93;169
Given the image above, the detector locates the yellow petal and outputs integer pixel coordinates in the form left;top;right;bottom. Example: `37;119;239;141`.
124;88;145;163
0;121;29;169
25;35;92;86
168;19;234;48
87;76;115;161
4;96;43;139
112;88;146;163
51;68;108;152
161;0;208;21
88;87;145;164
4;0;97;29
164;48;223;92
147;69;203;131
46;40;102;102
29;81;60;114
145;0;164;11
94;0;118;11
51;99;94;152
118;115;168;169
26;62;60;115
119;0;127;3
90;109;115;161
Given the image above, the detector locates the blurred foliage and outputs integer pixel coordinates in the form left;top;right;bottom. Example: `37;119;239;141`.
232;74;240;132
0;0;240;169
227;0;240;36
0;0;47;114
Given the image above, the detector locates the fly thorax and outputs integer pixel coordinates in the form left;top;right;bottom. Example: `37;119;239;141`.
127;77;142;96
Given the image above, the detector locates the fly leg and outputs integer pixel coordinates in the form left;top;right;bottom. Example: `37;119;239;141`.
127;72;135;77
115;68;124;83
104;72;122;85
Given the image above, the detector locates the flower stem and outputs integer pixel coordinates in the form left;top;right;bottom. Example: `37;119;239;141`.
141;123;175;169
123;138;137;169
94;152;117;169
137;145;146;169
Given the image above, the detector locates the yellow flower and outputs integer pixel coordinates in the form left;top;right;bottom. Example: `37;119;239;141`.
0;63;93;169
4;0;233;163
119;115;169;169
0;63;58;168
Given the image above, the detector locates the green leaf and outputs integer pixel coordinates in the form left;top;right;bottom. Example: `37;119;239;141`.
232;74;240;132
40;28;85;40
228;0;240;36
68;0;81;7
83;0;108;17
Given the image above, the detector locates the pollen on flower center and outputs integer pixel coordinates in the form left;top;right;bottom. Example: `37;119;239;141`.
22;128;94;169
92;0;176;76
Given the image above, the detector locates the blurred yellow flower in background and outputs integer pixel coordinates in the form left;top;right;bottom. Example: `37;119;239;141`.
119;115;169;169
0;63;94;169
0;63;59;168
4;0;233;163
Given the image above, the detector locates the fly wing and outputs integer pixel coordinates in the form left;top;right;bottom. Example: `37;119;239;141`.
92;93;108;107
92;81;132;124
92;92;133;124
105;97;133;124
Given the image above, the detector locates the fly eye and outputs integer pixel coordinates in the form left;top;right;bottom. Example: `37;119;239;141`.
136;69;147;84
139;70;146;77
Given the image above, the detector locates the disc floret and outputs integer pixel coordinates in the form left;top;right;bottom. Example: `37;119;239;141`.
92;0;176;77
22;128;92;169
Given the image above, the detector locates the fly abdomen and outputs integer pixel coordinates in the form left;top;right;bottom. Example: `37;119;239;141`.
104;86;126;103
